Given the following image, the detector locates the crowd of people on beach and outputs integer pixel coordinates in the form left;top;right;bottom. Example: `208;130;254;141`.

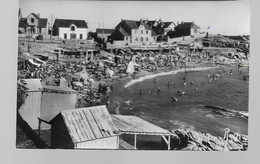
18;46;249;113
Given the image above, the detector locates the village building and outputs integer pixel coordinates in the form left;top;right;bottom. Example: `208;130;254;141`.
149;21;176;35
52;19;88;40
96;28;114;42
49;106;120;149
18;12;49;38
110;19;157;46
19;79;78;130
169;21;201;38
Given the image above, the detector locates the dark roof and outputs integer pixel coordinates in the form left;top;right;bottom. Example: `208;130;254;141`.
30;13;40;19
115;20;155;36
162;22;175;28
38;18;48;28
19;18;27;27
176;22;200;29
96;28;114;34
53;19;88;28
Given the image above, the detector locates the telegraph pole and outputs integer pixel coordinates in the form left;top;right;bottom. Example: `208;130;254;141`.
27;28;31;53
50;15;53;43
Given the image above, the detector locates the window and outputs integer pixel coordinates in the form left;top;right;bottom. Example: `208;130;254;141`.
64;33;67;39
135;37;138;41
80;34;83;39
141;30;143;34
146;30;148;34
145;37;148;41
38;28;42;34
135;30;137;34
194;29;197;33
125;37;128;41
71;26;75;31
140;37;143;42
31;18;34;23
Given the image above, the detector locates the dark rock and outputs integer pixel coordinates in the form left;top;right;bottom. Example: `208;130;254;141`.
171;128;248;151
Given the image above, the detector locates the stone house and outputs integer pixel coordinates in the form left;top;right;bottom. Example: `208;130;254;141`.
110;19;157;45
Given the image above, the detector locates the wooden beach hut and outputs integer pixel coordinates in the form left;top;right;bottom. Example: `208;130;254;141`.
39;85;78;129
111;115;173;150
50;105;120;149
19;79;43;130
19;79;78;130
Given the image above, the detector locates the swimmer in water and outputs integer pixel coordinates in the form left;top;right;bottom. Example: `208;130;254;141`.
158;87;161;93
171;96;178;103
183;81;187;87
173;83;177;87
195;87;198;91
190;81;194;85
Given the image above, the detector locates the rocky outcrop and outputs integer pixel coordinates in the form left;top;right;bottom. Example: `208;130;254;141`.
170;129;248;151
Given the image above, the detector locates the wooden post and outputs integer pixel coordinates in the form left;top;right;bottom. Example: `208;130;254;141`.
168;135;171;150
38;119;41;136
134;134;137;149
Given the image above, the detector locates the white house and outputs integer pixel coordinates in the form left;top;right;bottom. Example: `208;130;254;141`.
53;19;88;40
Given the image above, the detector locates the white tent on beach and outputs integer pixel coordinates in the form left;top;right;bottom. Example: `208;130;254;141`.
126;61;135;74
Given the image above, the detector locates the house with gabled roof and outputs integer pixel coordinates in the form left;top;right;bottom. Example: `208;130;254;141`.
53;19;88;40
168;21;200;39
110;19;157;45
18;12;49;37
96;28;114;42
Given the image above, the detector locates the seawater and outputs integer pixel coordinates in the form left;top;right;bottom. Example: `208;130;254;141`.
109;65;249;137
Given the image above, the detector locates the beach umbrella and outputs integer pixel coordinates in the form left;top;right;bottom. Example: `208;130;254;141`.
106;69;114;77
149;57;155;61
73;81;83;87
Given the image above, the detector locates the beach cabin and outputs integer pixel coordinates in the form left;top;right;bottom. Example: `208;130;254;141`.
111;115;173;150
49;106;120;149
19;79;43;130
19;79;78;130
39;85;78;129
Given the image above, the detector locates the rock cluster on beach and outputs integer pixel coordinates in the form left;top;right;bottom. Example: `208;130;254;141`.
170;129;248;151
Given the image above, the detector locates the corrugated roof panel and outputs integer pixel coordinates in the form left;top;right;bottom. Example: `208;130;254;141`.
111;115;172;135
61;106;118;143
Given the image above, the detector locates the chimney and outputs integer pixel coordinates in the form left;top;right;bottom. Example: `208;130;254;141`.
38;13;40;18
121;18;123;22
177;21;179;25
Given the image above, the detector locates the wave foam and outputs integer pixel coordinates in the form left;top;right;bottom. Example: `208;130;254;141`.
124;67;216;88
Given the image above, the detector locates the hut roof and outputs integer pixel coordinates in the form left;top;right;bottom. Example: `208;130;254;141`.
23;79;43;92
111;115;172;136
42;85;78;94
51;106;120;143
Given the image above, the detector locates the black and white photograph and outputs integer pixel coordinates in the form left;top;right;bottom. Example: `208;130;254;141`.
15;0;250;151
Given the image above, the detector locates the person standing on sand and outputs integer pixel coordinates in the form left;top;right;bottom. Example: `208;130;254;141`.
114;102;120;115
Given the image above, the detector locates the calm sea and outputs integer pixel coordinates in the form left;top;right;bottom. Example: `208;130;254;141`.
109;65;249;137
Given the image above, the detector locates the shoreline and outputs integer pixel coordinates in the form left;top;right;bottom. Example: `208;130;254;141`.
124;63;218;88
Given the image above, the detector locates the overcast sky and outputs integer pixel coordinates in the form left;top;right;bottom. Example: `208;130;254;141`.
19;0;250;35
